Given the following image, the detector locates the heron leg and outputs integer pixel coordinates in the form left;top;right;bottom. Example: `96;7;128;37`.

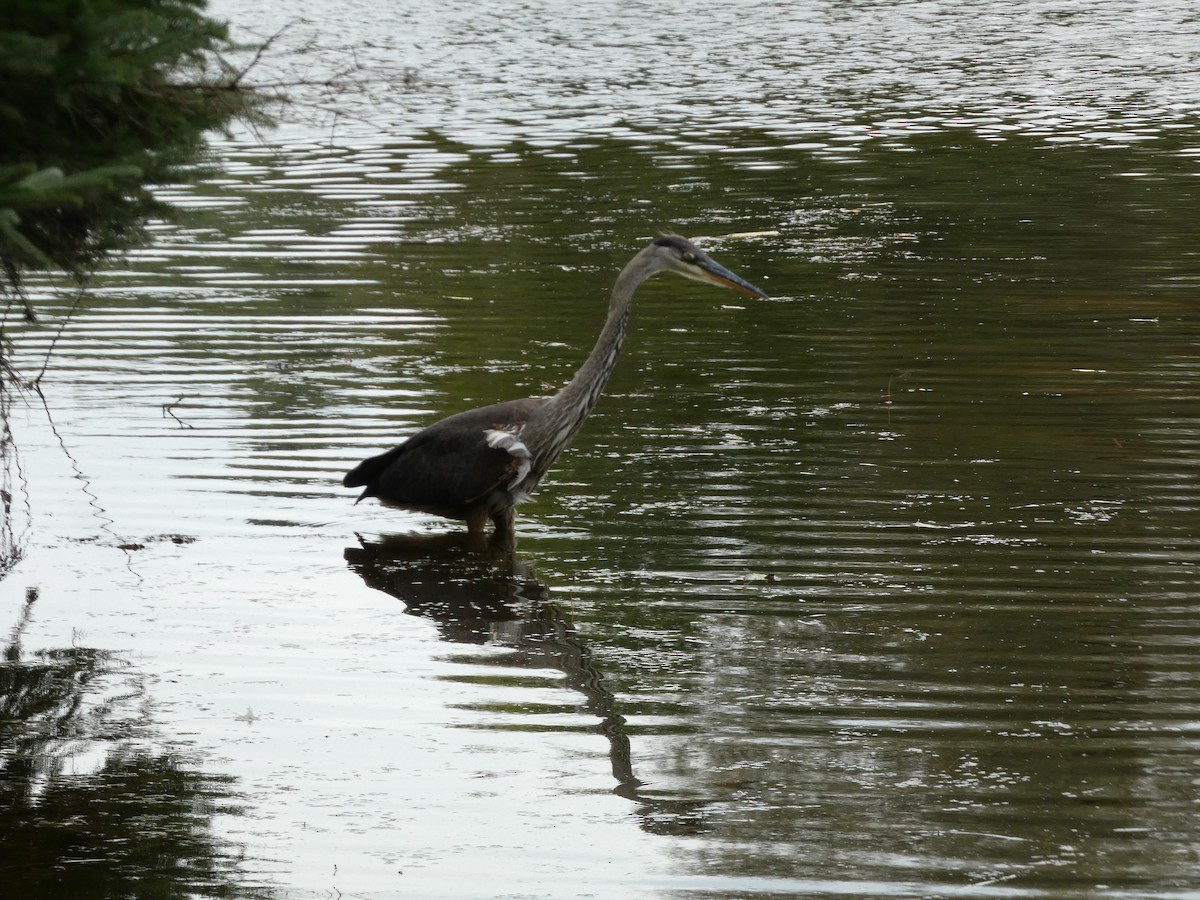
490;506;516;546
465;506;489;534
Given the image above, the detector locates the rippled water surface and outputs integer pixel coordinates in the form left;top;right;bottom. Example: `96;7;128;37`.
3;2;1200;898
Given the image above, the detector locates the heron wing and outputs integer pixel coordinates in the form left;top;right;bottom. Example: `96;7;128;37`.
343;398;545;513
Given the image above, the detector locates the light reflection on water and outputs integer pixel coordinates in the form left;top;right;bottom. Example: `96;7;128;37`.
2;0;1200;897
208;0;1200;154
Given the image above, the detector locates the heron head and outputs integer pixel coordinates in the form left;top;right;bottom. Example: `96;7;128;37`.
651;235;770;300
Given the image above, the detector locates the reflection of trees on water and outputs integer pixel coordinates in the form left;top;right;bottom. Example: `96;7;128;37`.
0;592;264;899
345;533;707;836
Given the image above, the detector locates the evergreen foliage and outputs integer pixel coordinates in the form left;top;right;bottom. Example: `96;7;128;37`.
0;0;265;294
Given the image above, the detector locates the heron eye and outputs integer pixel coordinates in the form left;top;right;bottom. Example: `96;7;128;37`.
681;251;696;263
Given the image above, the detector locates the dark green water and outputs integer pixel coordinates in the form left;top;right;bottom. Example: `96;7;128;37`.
3;1;1200;897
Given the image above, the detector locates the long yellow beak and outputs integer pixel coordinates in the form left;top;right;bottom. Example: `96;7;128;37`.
698;258;771;300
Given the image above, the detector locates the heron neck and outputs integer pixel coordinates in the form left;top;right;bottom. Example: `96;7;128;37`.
527;248;654;469
556;264;641;412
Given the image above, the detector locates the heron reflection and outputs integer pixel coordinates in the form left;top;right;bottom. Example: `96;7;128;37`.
344;533;707;835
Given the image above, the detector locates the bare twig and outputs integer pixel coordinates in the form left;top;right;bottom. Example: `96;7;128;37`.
34;282;86;386
231;20;301;87
162;396;194;429
31;382;140;579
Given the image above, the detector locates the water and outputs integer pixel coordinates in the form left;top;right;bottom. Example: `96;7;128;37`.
2;1;1200;897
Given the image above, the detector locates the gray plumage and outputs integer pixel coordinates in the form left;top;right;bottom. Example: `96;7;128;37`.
343;235;769;542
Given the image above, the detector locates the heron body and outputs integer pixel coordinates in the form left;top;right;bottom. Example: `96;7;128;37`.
343;235;769;542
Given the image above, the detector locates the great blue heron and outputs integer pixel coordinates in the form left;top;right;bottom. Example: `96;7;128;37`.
343;235;769;541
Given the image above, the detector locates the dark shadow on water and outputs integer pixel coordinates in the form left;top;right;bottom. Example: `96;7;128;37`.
0;591;266;899
344;532;707;836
